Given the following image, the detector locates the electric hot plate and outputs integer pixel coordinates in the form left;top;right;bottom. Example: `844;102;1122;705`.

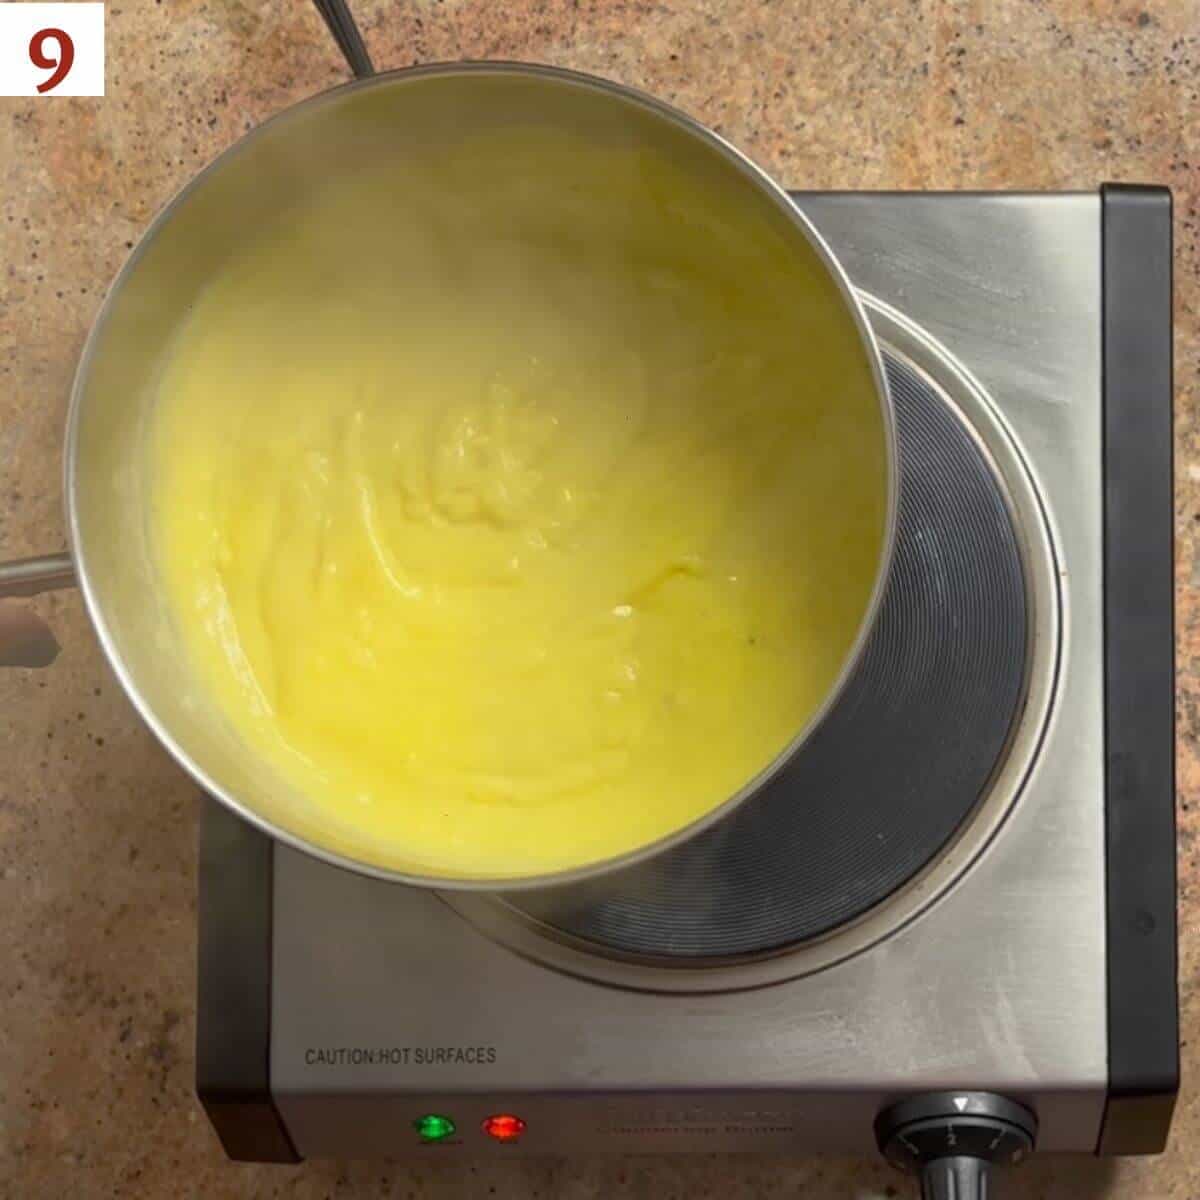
197;190;1176;1190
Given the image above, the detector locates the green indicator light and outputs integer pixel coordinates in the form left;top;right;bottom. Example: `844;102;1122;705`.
414;1114;456;1142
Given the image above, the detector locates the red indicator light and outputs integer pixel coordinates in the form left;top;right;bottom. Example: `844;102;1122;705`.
482;1113;526;1142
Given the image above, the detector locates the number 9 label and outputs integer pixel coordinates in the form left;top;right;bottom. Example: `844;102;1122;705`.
30;28;76;94
0;4;103;96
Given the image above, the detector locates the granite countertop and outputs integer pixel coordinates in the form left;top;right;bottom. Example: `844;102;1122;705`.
1;1;1196;1195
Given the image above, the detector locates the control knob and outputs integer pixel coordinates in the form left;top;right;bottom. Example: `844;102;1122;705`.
875;1092;1037;1199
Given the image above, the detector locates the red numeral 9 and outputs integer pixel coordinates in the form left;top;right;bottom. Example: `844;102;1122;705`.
29;27;75;94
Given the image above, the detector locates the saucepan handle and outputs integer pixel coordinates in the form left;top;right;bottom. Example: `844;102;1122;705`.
0;552;75;598
0;552;76;668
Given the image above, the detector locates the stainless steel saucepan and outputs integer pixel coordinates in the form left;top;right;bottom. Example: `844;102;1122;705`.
0;25;896;888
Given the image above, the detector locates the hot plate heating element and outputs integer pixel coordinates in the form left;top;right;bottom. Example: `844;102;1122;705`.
500;350;1030;962
197;189;1176;1199
439;287;1061;994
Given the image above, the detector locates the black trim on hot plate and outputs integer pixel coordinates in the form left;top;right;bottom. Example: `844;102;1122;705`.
196;797;300;1162
1098;183;1178;1156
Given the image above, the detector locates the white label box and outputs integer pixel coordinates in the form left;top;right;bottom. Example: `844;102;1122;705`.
0;3;104;97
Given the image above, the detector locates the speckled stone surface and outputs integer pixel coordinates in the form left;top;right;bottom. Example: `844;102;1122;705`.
0;1;1196;1196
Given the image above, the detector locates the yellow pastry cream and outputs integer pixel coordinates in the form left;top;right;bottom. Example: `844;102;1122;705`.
148;130;887;879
